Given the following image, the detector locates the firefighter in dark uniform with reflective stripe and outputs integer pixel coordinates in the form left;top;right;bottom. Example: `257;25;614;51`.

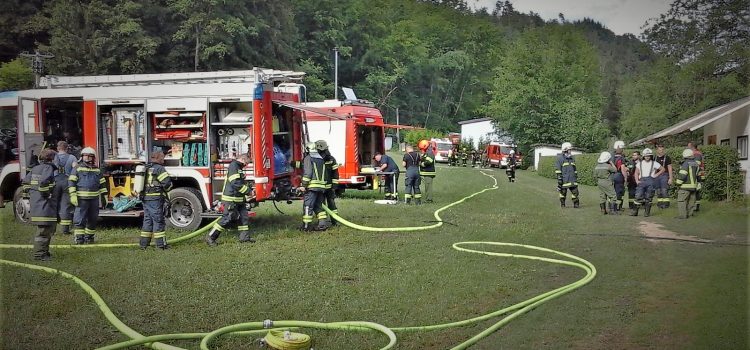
612;141;627;212
418;140;436;203
654;144;674;209
675;149;700;219
24;149;59;260
140;151;173;249
69;147;107;244
555;142;580;208
53;141;77;234
318;140;340;226
374;152;399;200
300;142;328;231
402;145;422;204
206;153;254;246
506;150;517;182
688;141;705;212
626;151;640;209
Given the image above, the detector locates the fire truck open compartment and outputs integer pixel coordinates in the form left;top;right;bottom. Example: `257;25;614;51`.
357;125;384;166
40;98;84;153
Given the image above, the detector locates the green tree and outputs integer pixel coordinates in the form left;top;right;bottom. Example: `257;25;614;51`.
0;58;34;90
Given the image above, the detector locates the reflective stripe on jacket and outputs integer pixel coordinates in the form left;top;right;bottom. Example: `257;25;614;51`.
675;159;699;190
222;160;250;202
69;164;106;199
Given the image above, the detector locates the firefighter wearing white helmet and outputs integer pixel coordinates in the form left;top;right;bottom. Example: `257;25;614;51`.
674;149;700;218
630;147;664;217
554;142;580;208
611;140;628;212
506;149;517;182
68;146;107;244
593;151;618;215
299;141;328;231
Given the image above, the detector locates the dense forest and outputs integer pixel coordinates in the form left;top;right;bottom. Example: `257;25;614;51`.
1;0;748;151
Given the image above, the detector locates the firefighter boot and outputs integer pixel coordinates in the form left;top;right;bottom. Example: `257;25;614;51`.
139;237;151;250
600;203;607;215
205;228;220;247
415;198;422;205
618;201;624;212
238;231;256;243
573;199;580;208
644;203;652;217
155;237;169;249
84;234;95;244
405;197;411;205
560;198;566;208
299;223;314;232
630;204;640;216
74;234;85;245
61;225;71;235
694;203;700;212
610;202;620;215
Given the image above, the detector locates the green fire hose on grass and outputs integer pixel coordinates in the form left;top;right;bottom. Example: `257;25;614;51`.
0;171;596;349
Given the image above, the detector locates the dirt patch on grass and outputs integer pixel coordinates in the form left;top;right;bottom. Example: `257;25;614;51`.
638;221;712;244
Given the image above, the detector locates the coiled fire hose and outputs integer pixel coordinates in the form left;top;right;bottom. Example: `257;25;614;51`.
0;171;596;349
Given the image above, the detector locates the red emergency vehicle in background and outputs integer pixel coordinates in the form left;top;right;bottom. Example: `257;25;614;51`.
0;69;350;230
429;138;454;163
485;141;522;168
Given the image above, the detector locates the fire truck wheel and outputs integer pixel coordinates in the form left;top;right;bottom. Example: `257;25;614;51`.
167;187;204;231
13;187;31;225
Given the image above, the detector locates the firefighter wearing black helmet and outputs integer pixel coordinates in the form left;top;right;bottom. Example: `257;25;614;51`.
206;153;254;246
300;142;329;231
317;139;340;226
69;147;107;244
24;148;59;260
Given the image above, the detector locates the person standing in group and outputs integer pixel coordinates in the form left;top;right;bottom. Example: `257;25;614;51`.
318;140;339;226
687;141;705;212
654;144;674;209
675;149;700;219
626;151;640;210
418;140;436;203
139;151;173;250
630;148;664;217
373;152;400;200
506;150;517;182
402;145;422;205
555;142;580;208
206;153;254;245
68;147;107;244
593;151;618;215
24;149;59;260
300;142;329;231
611;141;628;212
460;147;469;167
53;141;77;235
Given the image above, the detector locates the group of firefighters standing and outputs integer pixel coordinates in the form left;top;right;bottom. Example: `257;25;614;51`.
558;140;704;219
372;139;437;205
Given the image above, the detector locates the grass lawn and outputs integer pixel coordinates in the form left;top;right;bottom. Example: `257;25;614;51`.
1;164;747;349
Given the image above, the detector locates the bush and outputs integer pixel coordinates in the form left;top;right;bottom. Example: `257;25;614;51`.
536;145;744;201
403;129;444;146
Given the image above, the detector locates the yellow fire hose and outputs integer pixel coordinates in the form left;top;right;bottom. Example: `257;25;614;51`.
0;171;596;349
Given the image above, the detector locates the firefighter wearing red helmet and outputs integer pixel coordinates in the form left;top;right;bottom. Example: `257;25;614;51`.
23;148;59;260
418;139;436;203
69;147;107;244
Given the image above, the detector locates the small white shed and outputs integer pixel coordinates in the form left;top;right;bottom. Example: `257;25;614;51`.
531;144;583;171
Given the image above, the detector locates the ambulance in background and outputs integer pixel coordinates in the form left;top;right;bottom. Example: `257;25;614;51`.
430;138;454;163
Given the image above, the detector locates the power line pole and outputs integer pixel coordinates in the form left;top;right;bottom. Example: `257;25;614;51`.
20;50;54;88
396;107;400;148
333;47;339;100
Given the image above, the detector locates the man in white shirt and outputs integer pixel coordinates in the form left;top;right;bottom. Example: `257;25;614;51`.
630;147;665;217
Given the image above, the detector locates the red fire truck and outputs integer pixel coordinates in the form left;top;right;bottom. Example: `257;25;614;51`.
0;69;346;230
484;141;522;168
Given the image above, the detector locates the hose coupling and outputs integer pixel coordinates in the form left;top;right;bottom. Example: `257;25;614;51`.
263;319;273;329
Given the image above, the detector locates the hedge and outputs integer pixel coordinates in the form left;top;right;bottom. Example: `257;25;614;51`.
536;145;744;201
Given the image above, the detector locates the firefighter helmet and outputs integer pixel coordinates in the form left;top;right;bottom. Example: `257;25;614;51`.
613;140;625;150
642;148;653;157
306;142;317;152
509;149;516;155
682;149;694;158
81;147;96;156
561;142;573;151
315;139;328;151
598;151;612;163
418;139;429;150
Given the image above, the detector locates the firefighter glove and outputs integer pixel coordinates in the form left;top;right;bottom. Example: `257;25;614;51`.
70;194;78;207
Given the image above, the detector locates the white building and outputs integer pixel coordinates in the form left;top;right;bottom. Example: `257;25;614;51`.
458;118;511;149
630;96;750;194
531;144;583;171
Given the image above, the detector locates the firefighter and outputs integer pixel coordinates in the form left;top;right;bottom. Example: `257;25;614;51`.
373;152;399;200
449;145;458;166
470;148;478;167
206;153;254;246
593;151;618;215
318;140;340;226
555;142;580;208
460;147;469;167
506;150;517;182
69;147;107;244
630;148;664;217
654;144;674;209
687;141;705;212
53;141;77;234
626;151;640;210
675;149;700;219
139;151;173;250
24;148;58;260
611;141;628;212
402;145;422;204
418;139;436;203
300;142;328;231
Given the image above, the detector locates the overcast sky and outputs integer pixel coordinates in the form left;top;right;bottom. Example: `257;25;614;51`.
469;0;673;36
